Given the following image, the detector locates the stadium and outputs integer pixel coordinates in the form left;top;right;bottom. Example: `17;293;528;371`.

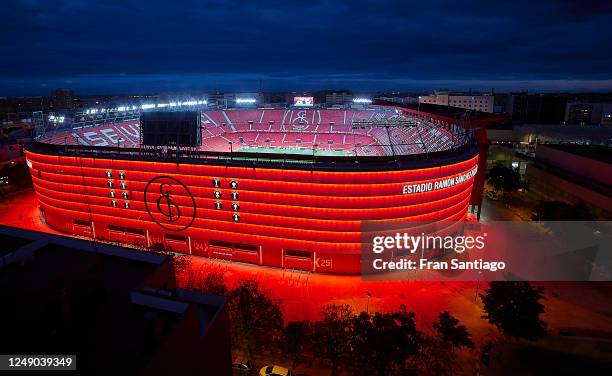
25;101;484;274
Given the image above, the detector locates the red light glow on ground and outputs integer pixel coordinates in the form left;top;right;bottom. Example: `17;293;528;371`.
3;189;612;341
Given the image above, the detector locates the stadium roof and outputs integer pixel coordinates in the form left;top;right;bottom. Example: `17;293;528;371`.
374;100;510;124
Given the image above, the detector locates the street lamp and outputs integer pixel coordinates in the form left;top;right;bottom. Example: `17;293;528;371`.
366;292;372;314
475;271;483;301
138;215;149;249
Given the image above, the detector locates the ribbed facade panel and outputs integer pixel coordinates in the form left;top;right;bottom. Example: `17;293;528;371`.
26;150;478;274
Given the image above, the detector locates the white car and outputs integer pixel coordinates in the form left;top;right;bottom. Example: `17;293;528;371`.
259;365;292;376
232;356;251;374
487;190;500;201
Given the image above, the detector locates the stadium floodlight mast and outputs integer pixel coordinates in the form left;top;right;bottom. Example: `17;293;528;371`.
48;115;65;123
83;99;207;115
353;98;372;104
236;98;257;104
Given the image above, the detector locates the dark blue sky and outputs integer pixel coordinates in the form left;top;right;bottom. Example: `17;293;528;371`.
1;0;612;96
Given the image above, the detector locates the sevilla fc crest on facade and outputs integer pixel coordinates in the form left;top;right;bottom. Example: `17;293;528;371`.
144;176;197;231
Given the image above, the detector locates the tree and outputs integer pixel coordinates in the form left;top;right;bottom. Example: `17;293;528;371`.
480;281;547;341
171;253;191;278
229;279;284;364
182;269;228;296
415;312;476;376
148;242;191;283
149;242;173;254
312;304;354;376
348;306;423;376
432;311;474;351
413;335;458;376
201;270;228;296
487;165;525;194
280;321;314;371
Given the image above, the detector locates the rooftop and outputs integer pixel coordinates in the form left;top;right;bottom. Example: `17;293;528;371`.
544;144;612;164
0;225;228;375
0;233;31;256
374;100;510;124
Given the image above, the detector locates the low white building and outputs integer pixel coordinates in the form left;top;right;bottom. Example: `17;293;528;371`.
419;91;494;113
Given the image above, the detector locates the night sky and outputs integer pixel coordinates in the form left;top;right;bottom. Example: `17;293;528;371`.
1;0;612;96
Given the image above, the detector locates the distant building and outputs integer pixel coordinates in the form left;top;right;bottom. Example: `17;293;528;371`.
493;93;576;124
374;93;418;105
0;96;51;121
208;92;263;108
565;102;612;126
51;88;75;109
419;91;494;113
504;92;529;121
523;95;572;124
0;226;231;375
262;92;291;105
325;91;353;105
207;92;232;108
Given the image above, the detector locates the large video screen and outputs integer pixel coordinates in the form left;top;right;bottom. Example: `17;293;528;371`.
141;111;201;147
293;97;314;107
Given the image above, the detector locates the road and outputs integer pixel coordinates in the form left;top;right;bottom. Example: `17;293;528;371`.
480;196;530;222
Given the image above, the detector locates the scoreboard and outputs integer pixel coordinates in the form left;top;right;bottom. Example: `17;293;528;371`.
293;97;314;107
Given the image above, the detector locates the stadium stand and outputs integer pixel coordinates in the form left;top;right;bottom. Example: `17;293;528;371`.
36;109;457;157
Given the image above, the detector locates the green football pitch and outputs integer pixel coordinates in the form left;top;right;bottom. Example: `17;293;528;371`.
238;146;350;157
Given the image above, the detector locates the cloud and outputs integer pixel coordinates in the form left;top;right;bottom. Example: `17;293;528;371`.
0;0;611;95
2;73;611;95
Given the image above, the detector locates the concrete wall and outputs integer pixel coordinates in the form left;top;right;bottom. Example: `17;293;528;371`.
535;145;612;188
526;165;612;217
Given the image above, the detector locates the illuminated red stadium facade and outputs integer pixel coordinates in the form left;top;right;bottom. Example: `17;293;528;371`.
26;106;482;274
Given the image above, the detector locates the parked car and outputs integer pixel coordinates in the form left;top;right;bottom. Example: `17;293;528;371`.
232;356;252;375
259;365;292;376
487;190;500;201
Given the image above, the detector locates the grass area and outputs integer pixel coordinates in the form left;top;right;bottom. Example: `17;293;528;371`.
238;146;350;157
